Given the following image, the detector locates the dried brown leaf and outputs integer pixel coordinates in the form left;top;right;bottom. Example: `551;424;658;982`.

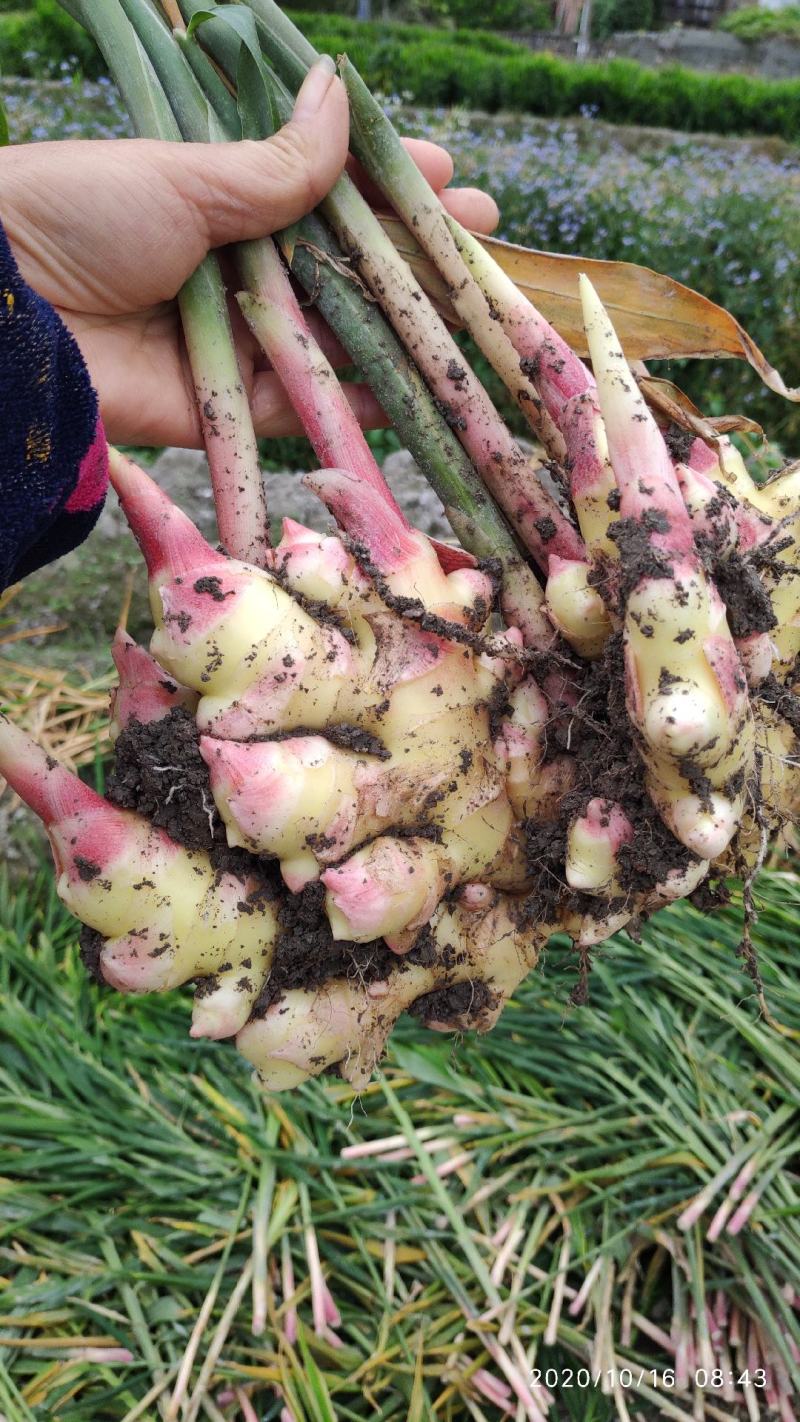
637;374;764;443
381;217;800;403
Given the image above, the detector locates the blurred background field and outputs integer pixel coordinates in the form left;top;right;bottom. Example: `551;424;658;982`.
2;11;800;1418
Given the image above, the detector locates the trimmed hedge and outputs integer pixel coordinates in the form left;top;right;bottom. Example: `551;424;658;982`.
288;12;524;53
289;16;800;140
0;7;524;77
718;5;800;42
592;0;655;39
264;0;552;20
3;6;800;143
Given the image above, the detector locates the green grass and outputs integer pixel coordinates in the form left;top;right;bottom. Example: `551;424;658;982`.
1;865;799;1417
5;525;150;677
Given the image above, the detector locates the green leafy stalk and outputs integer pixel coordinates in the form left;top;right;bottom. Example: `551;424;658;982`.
175;28;242;136
58;0;269;567
282;210;556;641
118;0;221;140
318;172;584;574
134;7;418;539
242;0;567;463
177;0;243;72
287;220;533;548
178;6;554;643
237;234;421;521
176;6;511;529
232;3;584;580
58;0;175;136
338;57;570;455
243;0;316;73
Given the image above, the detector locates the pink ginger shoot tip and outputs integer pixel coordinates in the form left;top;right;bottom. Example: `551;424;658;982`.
108;447;226;582
111;629;197;732
0;713;106;829
304;467;425;576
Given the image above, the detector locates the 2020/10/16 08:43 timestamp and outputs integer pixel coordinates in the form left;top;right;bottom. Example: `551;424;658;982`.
530;1367;768;1391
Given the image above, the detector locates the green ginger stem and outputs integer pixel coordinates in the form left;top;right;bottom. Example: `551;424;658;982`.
59;0;269;567
338;57;566;460
176;3;515;534
318;173;584;572
175;28;242;136
242;0;565;462
176;3;553;642
282;213;554;642
233;4;583;572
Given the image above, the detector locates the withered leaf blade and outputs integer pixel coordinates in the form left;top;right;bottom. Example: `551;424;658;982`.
637;374;763;443
380;216;800;404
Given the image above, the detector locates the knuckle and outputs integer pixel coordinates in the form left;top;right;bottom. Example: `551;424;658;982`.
266;126;326;209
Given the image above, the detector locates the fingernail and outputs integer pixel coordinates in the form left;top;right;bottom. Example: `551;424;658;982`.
293;55;337;121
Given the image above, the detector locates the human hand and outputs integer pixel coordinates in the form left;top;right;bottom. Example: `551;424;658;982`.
0;61;498;448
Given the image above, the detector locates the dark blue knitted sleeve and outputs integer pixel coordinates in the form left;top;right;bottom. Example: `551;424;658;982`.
0;222;108;592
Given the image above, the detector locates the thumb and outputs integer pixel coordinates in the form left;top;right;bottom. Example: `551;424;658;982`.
175;58;350;248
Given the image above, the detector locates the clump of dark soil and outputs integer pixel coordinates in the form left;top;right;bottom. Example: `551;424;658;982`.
409;978;498;1027
663;422;695;465
99;711;469;1033
249;883;495;1032
606;511;673;605
270;558;357;645
107;707;222;852
193;575;233;603
405;922;438;967
522;817;571;922
255;722;389;760
522;634;697;927
712;552;777;640
757;673;800;740
106;707;280;897
347;538;491;644
79;924;105;984
75;855;102;882
208;842;279;896
485;679;512;741
689;876;732;914
251;881;399;1016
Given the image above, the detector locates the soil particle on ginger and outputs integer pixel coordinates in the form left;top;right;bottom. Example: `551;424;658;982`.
607;512;673;604
524;634;696;904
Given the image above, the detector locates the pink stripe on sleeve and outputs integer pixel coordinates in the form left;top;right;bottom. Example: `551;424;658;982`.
64;418;109;513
